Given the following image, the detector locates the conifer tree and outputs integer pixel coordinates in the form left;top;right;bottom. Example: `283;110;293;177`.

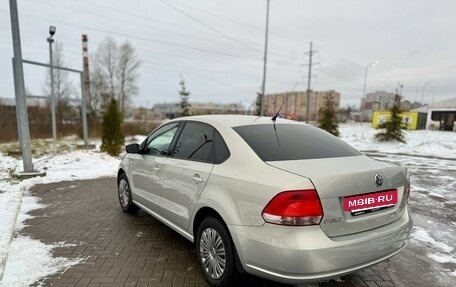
318;95;339;136
255;92;262;116
101;98;124;156
178;77;191;117
375;94;406;143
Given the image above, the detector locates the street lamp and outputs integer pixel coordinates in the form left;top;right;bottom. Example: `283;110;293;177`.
361;60;378;123
47;25;57;152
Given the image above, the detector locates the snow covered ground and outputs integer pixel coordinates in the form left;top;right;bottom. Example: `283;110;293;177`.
339;123;456;159
0;126;455;286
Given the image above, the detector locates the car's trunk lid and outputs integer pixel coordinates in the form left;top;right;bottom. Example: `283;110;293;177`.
267;155;409;237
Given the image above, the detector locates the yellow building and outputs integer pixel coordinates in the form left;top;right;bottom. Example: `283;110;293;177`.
372;111;427;130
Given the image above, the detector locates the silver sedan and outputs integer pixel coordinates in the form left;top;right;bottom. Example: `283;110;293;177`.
117;115;412;286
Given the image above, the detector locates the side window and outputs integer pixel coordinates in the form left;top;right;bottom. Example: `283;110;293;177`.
144;122;180;156
214;130;230;164
173;122;214;163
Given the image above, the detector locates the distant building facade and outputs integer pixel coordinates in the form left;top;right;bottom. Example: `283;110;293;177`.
412;97;456;131
361;91;396;122
264;90;340;121
372;111;427;130
152;102;245;119
191;102;244;115
361;91;423;121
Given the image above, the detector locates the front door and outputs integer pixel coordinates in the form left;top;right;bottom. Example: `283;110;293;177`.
130;122;181;212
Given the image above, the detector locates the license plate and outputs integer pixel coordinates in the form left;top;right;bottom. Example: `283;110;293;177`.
343;189;398;216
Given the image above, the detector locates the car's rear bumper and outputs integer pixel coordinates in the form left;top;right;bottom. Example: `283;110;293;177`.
229;206;412;284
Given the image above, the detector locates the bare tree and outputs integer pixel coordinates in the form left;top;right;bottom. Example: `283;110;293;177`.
96;36;118;100
116;41;140;117
89;58;110;114
91;37;140;118
43;40;75;127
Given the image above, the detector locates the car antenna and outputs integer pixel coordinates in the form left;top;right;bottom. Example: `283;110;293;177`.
271;105;283;146
271;105;283;122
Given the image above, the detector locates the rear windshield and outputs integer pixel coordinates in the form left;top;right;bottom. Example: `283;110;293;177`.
233;124;361;161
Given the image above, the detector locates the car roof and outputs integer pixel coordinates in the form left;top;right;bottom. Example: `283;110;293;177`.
169;114;306;128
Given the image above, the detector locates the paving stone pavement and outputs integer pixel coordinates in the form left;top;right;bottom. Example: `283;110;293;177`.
21;178;399;287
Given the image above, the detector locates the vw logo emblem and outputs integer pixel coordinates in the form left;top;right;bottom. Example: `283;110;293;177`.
375;173;384;187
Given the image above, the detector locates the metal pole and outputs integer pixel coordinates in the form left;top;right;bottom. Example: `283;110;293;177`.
11;58;22;150
421;82;431;104
48;37;57;152
80;73;89;145
9;0;34;172
361;65;369;123
361;61;377;123
260;0;270;117
305;42;313;123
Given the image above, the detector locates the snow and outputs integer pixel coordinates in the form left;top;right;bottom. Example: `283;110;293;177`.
427;253;456;264
339;123;456;159
1;236;82;286
411;226;453;254
1;127;456;284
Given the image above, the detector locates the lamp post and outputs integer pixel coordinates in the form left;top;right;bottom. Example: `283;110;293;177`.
47;25;57;152
260;0;270;116
361;60;378;123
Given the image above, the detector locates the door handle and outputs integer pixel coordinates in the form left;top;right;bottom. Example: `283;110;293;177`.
192;174;203;184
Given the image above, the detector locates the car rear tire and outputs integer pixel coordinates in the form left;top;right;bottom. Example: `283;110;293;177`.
118;173;139;213
196;217;237;287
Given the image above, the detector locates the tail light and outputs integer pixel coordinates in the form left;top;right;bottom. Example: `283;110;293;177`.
262;189;323;226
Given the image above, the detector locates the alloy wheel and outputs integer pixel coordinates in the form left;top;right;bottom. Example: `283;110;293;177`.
199;227;227;279
118;178;130;208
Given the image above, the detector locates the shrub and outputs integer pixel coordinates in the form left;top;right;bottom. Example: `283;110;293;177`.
100;99;124;156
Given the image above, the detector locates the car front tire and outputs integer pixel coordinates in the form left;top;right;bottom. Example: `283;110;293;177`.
196;217;237;287
117;173;139;213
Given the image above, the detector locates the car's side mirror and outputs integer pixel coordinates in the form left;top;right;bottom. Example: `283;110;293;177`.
125;143;140;154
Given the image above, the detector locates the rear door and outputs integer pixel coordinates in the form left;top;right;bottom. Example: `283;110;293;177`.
159;122;215;230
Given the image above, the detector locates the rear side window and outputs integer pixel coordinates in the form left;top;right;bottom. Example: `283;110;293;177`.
173;122;214;163
233;124;360;161
214;130;230;164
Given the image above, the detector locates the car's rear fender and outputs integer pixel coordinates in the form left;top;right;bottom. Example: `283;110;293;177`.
188;159;315;235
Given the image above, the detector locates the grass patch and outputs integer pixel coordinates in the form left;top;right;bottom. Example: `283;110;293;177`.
0;138;83;158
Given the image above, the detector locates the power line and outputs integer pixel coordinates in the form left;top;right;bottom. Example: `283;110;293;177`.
67;0;296;59
318;67;357;82
2;2;373;79
167;0;264;31
159;0;262;53
0;8;257;61
317;45;364;70
13;2;260;59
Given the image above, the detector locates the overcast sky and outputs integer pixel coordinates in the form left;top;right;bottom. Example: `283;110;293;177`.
1;0;455;111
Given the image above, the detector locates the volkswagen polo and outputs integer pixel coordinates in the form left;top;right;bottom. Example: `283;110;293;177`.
117;115;412;286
